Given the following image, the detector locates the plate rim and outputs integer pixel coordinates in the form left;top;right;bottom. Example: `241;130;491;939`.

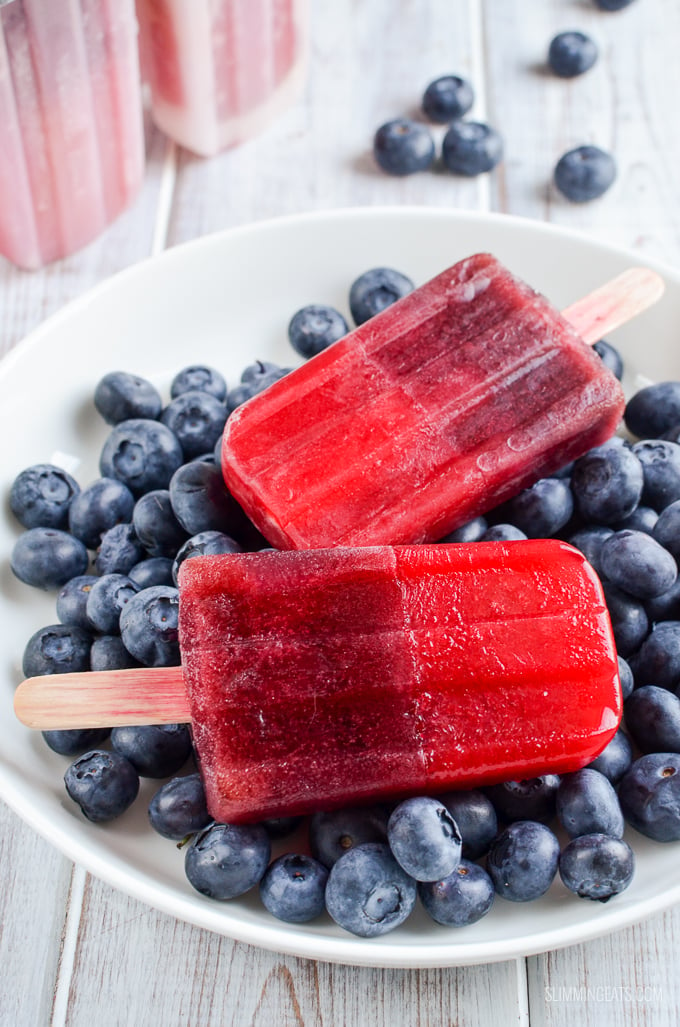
2;204;680;969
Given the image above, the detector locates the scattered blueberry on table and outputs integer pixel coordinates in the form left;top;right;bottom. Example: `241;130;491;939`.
372;118;436;176
421;74;474;123
548;31;598;78
553;145;617;202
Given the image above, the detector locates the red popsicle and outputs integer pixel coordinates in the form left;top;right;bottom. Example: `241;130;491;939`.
14;541;622;823
221;254;644;550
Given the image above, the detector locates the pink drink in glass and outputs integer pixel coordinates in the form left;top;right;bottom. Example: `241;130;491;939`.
136;0;308;156
0;0;145;270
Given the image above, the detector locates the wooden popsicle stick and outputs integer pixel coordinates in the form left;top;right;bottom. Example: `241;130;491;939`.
12;265;666;733
14;666;188;729
562;266;665;346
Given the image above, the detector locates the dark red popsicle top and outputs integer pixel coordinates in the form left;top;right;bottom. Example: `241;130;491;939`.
221;253;625;550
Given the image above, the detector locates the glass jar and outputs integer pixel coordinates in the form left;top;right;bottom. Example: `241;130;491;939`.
136;0;308;156
0;0;145;269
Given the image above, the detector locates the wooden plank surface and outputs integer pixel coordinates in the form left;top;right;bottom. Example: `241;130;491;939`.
1;1;680;1024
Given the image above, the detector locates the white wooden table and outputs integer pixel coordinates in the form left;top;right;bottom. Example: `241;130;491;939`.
2;1;680;1023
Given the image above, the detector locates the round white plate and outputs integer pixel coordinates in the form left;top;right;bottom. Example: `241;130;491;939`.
2;207;680;969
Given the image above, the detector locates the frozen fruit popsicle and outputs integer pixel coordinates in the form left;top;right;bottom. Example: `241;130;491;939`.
221;255;660;551
0;0;145;270
136;0;308;156
15;540;622;824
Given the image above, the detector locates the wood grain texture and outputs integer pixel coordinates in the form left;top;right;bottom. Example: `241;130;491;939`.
0;801;72;1026
529;906;680;1027
63;875;521;1027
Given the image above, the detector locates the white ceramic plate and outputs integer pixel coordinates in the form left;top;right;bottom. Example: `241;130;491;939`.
2;207;680;969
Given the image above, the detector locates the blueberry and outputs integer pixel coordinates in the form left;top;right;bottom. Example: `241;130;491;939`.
629;621;680;689
261;816;304;839
421;74;474;123
645;575;680;623
169;461;246;538
42;728;111;757
94;371;162;425
94;523;146;576
324;843;417;937
556;768;624;839
568;525;614;576
119;585;180;667
10;463;80;530
653;499;680;561
599;530;677;599
90;634;140;671
148;773;211;840
601;581;649;658
554;145;616;202
548;31;598;77
593;0;637;9
570;443;643;524
559;834;635;901
500;478;573;538
593;339;624;380
160;391;227;461
440;516;488;543
56;574;99;630
437;790;498;860
587;729;633;784
348;268;414;326
132;489;188;558
111;724;192;778
172;531;243;585
618;752;680;841
614;505;658;535
625;685;680;754
288;304;349;358
240;360;286;386
618;655;635;701
86;573;140;635
68;477;135;549
22;624;92;677
259;854;329;923
226;362;290;413
99;418;184;496
387;796;462;882
309;805;389;868
185;822;271;900
480;523;528;542
485;776;560;825
486;821;560;901
625;382;680;439
372;118;435;176
632;439;680;511
11;528;89;589
64;749;139;822
128;557;175;589
170;365;227;402
418;861;495;927
442;121;503;176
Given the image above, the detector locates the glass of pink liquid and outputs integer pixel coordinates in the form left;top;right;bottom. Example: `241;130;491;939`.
0;0;145;270
136;0;309;156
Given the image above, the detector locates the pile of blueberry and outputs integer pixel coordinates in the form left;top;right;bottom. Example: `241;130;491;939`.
372;0;637;201
8;255;680;939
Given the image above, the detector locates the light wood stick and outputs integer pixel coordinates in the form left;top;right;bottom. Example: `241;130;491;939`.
14;666;188;729
562;266;664;346
12;266;666;732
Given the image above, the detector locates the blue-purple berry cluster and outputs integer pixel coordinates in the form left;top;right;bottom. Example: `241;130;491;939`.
371;2;637;199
